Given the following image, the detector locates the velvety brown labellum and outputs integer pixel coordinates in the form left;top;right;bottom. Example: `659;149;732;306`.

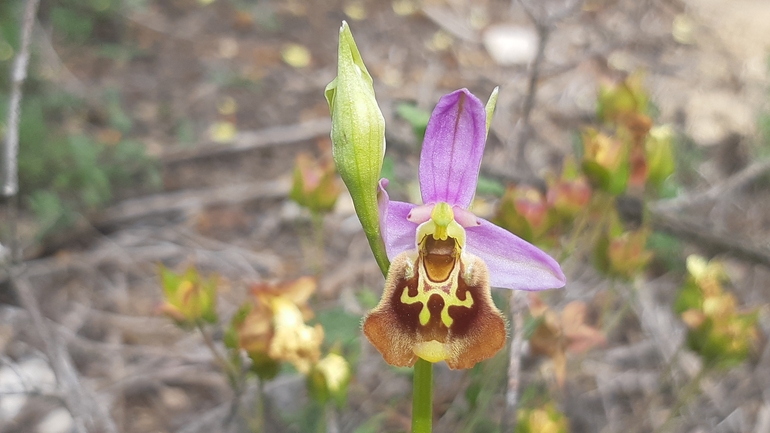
363;242;507;369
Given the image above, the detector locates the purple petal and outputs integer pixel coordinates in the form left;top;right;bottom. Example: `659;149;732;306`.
419;89;486;208
378;179;418;260
466;218;566;290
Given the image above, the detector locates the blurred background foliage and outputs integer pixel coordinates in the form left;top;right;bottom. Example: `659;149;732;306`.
1;0;159;236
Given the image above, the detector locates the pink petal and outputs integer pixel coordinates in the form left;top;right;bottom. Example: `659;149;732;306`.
466;218;566;290
453;206;480;228
419;89;486;208
378;179;418;260
406;204;434;224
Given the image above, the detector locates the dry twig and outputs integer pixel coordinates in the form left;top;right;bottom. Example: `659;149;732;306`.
509;0;584;175
2;1;117;430
650;209;770;268
502;290;528;431
648;159;770;267
653;158;770;213
98;178;291;227
11;272;118;433
161;118;330;165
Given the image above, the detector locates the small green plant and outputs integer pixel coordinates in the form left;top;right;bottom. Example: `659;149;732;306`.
675;255;759;368
516;402;570;433
10;92;160;234
1;1;158;238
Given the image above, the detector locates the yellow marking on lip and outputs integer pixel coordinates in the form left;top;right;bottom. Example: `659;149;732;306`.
401;210;474;328
399;255;474;328
414;340;450;363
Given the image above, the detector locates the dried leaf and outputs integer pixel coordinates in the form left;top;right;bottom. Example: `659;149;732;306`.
209;121;236;143
343;1;367;20
281;43;311;68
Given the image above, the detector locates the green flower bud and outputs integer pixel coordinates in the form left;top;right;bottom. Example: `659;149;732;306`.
308;353;351;407
581;128;630;195
289;152;341;214
645;125;675;190
157;265;218;327
325;21;388;273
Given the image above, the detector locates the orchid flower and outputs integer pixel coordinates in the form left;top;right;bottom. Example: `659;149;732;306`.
363;89;566;369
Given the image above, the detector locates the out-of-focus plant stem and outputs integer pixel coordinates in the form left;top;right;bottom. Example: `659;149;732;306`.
2;0;40;265
324;403;340;433
311;210;326;274
196;323;238;387
654;368;707;433
255;378;266;433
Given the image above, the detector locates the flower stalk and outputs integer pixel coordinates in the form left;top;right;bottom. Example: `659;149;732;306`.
411;358;433;433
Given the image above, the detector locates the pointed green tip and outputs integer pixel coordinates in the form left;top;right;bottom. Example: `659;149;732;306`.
336;20;371;82
484;86;499;136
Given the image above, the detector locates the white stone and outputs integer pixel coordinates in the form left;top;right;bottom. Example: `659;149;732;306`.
0;357;58;421
483;24;538;66
686;91;755;146
36;408;74;433
0;365;26;421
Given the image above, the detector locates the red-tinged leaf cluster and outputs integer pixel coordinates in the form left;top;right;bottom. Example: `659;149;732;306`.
593;211;653;280
546;168;592;219
584;73;675;195
494;75;667;281
290;141;342;214
495;159;591;248
528;294;606;387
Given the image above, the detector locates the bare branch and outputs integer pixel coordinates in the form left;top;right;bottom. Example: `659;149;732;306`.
510;0;584;174
650;209;770;268
11;271;118;433
162;118;330;165
2;0;40;266
99;177;290;226
653;158;770;213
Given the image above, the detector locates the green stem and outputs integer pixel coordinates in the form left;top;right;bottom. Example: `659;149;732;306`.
196;323;238;385
412;358;433;433
324;402;340;433
255;379;265;433
654;367;707;433
560;203;591;261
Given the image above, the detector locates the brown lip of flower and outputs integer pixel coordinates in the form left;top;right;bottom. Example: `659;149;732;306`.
362;234;507;370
